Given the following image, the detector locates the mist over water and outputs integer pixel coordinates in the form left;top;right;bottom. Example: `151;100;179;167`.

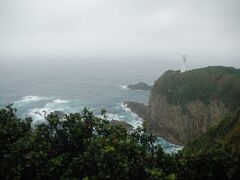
1;58;168;123
0;58;163;106
1;57;239;115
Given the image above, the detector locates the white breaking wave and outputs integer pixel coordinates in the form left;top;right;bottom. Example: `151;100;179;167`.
44;99;70;108
27;99;71;124
96;102;143;130
120;102;143;129
14;95;50;106
127;113;143;129
28;107;52;123
119;85;128;89
135;90;145;92
106;113;125;121
120;103;131;112
52;99;69;104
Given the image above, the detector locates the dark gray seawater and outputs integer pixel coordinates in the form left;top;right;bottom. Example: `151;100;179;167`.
0;58;182;153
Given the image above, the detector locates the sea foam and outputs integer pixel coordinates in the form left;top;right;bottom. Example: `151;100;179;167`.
27;98;71;124
119;102;143;129
14;95;50;106
155;137;183;154
52;99;69;104
119;85;128;89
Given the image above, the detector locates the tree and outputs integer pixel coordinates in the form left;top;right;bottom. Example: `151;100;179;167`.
0;105;239;179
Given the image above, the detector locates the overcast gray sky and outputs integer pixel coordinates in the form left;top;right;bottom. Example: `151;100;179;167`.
0;0;240;62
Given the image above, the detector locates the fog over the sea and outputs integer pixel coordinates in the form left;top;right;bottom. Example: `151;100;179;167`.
0;0;240;67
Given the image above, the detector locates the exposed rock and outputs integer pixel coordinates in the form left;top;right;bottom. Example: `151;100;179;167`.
123;101;148;120
110;120;133;131
148;96;227;145
127;82;152;91
182;109;240;154
147;66;240;145
125;66;240;145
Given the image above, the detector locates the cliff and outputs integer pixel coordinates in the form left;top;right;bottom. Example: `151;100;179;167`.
127;66;240;145
148;66;240;145
182;108;240;154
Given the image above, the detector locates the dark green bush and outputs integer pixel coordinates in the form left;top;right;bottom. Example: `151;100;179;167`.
0;105;239;179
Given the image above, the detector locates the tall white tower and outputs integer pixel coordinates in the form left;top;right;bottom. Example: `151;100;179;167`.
181;55;187;73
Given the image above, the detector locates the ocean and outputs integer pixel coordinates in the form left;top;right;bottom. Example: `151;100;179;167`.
0;58;182;153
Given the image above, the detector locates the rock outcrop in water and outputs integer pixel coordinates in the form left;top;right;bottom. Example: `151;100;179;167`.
127;66;240;145
127;82;152;91
124;101;148;120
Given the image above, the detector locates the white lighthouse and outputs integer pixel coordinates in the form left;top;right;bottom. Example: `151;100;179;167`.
181;55;187;73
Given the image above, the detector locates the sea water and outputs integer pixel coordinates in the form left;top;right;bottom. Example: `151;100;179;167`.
0;58;182;153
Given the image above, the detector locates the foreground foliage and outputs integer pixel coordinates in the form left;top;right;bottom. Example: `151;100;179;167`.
0;105;239;179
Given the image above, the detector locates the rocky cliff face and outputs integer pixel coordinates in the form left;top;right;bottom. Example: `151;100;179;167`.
147;66;240;145
126;66;240;145
182;108;240;154
148;96;228;144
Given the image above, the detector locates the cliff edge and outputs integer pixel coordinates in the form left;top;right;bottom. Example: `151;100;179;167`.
126;66;240;145
148;66;240;145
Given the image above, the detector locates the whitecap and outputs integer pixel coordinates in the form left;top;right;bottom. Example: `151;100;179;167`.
119;85;128;89
106;113;125;121
135;90;145;92
28;107;52;123
96;113;120;121
118;102;143;129
120;103;131;112
44;99;70;108
27;99;72;124
52;99;69;104
14;95;50;106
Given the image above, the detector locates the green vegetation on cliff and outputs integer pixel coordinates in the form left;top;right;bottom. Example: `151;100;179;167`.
1;105;240;179
146;66;240;145
152;66;240;110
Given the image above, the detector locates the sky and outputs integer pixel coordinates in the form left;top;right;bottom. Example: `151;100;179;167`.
0;0;240;65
